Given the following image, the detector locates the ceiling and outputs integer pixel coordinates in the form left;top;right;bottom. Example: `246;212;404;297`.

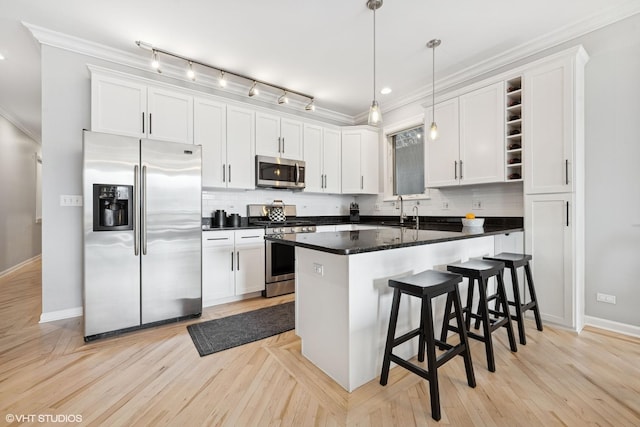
1;0;639;142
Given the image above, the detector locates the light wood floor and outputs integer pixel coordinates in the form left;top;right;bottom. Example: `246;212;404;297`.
1;259;639;426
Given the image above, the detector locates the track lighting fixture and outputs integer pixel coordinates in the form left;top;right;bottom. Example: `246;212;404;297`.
427;38;441;140
278;91;289;104
367;0;383;127
135;40;315;112
305;100;315;111
151;50;160;72
187;61;195;81
248;81;259;97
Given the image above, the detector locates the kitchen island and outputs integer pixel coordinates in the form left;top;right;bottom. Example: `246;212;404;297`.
266;225;523;392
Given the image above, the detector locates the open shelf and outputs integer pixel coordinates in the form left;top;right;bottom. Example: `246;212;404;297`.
505;76;523;182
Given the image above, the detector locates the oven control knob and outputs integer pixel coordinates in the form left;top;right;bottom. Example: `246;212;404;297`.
302;227;308;232
278;228;284;233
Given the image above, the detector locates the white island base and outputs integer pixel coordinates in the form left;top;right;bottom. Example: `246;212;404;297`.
295;233;522;392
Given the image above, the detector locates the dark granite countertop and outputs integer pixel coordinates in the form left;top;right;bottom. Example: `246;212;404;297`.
264;224;523;255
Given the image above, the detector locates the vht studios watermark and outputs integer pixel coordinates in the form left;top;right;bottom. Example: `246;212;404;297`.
5;413;83;423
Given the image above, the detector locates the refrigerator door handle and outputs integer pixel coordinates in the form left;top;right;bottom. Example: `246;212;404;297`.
142;165;147;255
134;165;140;256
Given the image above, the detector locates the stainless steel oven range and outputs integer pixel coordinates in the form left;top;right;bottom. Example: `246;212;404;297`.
247;204;316;297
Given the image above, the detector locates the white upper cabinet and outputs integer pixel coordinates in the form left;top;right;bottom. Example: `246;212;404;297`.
524;57;576;194
459;81;505;184
322;128;342;193
194;97;226;188
425;82;504;188
425;98;460;187
304;124;341;193
146;87;193;144
91;74;147;138
91;71;193;144
255;112;303;160
341;128;379;194
226;105;256;190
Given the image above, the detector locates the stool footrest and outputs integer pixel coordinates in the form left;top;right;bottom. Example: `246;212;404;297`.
392;328;421;348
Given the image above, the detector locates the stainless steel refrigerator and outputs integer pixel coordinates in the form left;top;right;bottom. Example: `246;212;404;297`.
83;130;202;340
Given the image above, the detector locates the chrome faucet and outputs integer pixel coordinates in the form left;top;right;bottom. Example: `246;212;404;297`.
397;195;405;225
413;205;419;229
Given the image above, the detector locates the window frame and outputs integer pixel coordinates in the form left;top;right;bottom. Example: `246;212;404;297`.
382;114;430;201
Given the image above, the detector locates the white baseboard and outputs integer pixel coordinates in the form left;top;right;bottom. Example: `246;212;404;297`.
584;315;640;339
0;254;41;278
39;306;83;323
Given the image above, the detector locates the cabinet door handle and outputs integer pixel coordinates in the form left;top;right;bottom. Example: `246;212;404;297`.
361;176;364;190
149;113;152;135
222;164;226;182
282;137;285;153
237;251;240;270
566;201;570;227
454;161;457;179
565;159;569;185
141;112;145;134
231;251;234;271
460;160;463;180
228;164;231;182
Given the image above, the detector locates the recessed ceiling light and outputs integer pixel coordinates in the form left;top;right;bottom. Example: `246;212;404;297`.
0;53;5;60
380;87;392;95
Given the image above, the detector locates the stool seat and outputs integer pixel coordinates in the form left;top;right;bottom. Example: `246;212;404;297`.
381;269;475;421
447;259;505;278
441;258;518;372
484;252;532;268
483;253;543;345
389;269;465;297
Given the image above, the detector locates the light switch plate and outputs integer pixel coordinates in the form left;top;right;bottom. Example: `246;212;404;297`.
60;195;83;207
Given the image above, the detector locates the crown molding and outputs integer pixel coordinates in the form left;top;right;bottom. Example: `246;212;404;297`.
24;22;353;126
381;2;640;117
0;105;41;144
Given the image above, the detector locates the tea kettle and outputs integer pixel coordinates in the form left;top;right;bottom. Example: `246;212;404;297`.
268;200;286;222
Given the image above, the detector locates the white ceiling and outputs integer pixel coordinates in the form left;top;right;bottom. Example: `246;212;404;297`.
1;0;639;142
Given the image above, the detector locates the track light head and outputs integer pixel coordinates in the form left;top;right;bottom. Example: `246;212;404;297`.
187;61;195;81
219;71;227;88
305;100;315;111
151;50;160;70
278;91;289;104
248;82;259;97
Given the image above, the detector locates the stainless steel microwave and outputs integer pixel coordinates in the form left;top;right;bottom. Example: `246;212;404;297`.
256;155;306;189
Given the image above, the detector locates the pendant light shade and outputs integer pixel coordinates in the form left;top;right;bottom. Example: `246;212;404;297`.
367;0;383;126
427;39;441;139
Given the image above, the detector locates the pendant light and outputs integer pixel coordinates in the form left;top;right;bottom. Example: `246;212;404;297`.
427;39;441;140
367;0;383;126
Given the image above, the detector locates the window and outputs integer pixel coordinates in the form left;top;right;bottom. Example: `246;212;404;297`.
391;125;424;196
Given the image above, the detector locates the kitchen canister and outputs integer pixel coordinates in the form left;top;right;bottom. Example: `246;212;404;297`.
213;209;226;227
268;200;286;222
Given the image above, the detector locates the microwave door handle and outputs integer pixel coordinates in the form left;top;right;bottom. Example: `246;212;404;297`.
295;163;299;185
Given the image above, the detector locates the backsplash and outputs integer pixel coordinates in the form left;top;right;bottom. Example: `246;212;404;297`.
356;183;524;217
202;189;355;218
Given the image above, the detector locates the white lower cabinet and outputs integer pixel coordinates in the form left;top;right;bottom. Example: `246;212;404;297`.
202;229;265;307
524;193;575;328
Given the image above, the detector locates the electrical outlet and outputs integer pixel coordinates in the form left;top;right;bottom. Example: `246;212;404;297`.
596;292;616;304
441;201;449;210
60;195;83;207
313;263;324;276
472;200;483;209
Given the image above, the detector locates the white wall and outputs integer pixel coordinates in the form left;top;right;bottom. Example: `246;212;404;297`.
582;15;640;327
0;114;42;274
203;189;353;218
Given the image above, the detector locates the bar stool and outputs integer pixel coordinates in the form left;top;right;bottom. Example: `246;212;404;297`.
380;270;476;421
440;259;517;372
483;253;543;345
